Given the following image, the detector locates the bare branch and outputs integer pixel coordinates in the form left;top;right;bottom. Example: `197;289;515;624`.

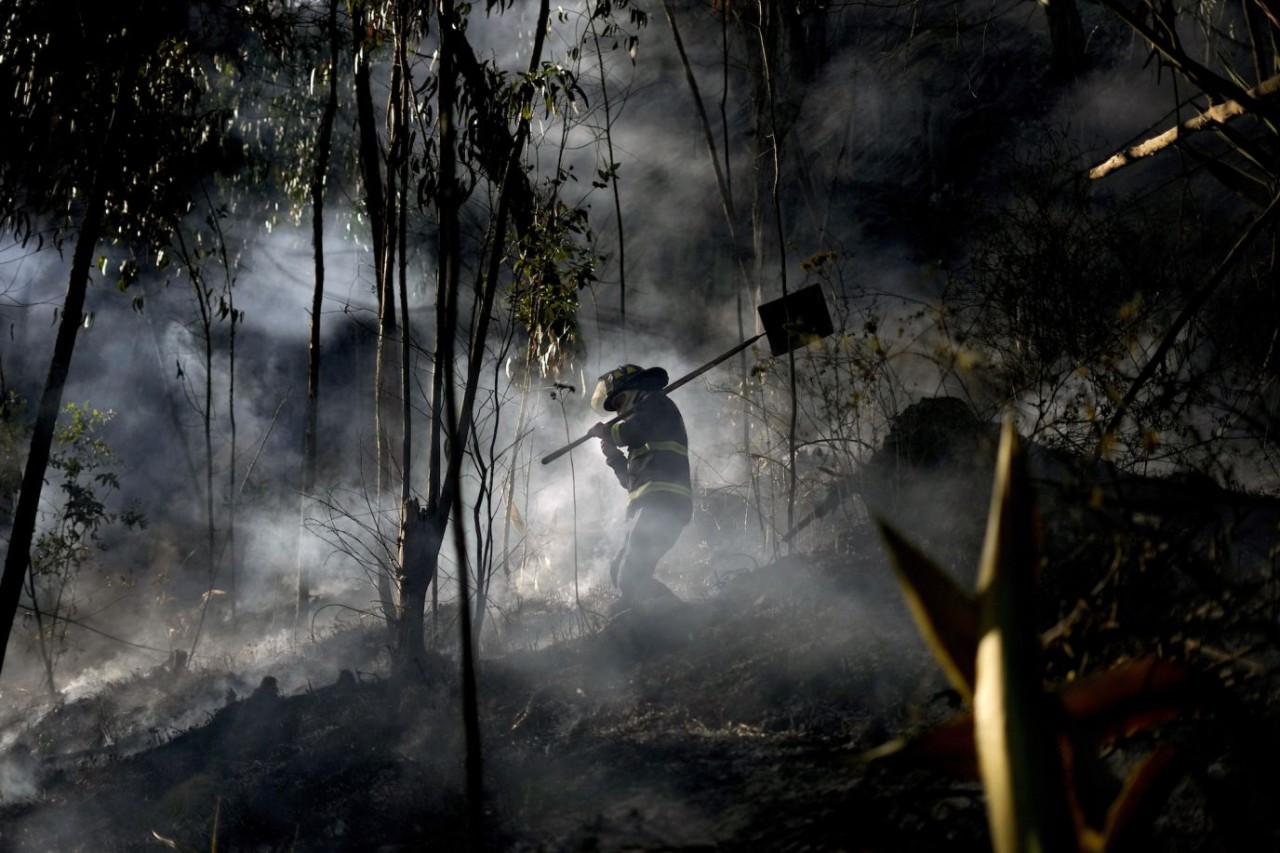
1089;74;1280;179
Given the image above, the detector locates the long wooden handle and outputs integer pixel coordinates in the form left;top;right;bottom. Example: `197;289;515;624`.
539;333;766;465
539;413;621;465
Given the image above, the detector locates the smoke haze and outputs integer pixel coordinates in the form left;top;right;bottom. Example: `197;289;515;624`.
0;0;1227;769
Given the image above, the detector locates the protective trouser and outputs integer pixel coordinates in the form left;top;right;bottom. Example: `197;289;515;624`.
609;502;687;603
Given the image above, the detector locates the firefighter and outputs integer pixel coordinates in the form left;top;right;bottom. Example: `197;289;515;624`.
588;364;692;608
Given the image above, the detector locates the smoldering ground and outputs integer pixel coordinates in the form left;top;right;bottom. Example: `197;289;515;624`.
0;530;946;850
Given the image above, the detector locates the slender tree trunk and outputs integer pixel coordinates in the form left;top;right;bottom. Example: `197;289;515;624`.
740;2;797;552
500;365;532;603
469;382;506;649
227;281;237;622
25;569;56;697
0;180;107;679
720;10;754;534
589;14;627;337
353;4;387;285
395;497;437;661
1042;0;1085;77
396;0;458;671
296;0;342;634
397;26;412;512
195;272;216;590
434;2;485;842
427;175;446;651
666;0;767;539
390;6;417;651
411;0;547;838
353;2;397;630
375;48;402;526
753;11;798;545
178;230;221;667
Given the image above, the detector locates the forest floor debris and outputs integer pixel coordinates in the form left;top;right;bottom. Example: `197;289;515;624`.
2;506;1280;850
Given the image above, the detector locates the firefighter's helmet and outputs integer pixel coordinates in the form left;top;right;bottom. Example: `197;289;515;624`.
591;364;668;414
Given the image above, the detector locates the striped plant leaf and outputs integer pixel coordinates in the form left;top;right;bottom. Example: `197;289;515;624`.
876;520;980;701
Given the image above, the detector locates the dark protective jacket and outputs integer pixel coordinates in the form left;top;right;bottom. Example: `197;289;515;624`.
600;391;693;520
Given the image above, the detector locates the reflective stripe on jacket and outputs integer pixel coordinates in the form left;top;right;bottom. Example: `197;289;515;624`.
602;392;693;519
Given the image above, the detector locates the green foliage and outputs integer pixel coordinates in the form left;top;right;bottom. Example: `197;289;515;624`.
0;1;237;251
508;184;598;377
215;1;376;231
581;0;648;62
28;402;145;692
37;402;146;573
507;61;586;123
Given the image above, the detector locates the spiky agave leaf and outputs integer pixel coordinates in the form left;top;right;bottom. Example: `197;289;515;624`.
1097;743;1181;852
857;716;980;778
859;656;1193;776
866;415;1199;849
1059;657;1193;744
974;416;1077;853
875;520;981;701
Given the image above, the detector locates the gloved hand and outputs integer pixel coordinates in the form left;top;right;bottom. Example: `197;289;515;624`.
591;422;624;462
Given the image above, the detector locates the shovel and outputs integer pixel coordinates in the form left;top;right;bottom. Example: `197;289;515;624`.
540;284;835;465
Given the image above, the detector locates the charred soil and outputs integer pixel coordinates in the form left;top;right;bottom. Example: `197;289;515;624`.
3;502;1280;851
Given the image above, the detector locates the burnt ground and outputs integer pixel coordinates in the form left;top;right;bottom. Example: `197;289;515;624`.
3;495;1280;852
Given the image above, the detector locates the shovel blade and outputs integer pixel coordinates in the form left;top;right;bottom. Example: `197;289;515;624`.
757;284;835;356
